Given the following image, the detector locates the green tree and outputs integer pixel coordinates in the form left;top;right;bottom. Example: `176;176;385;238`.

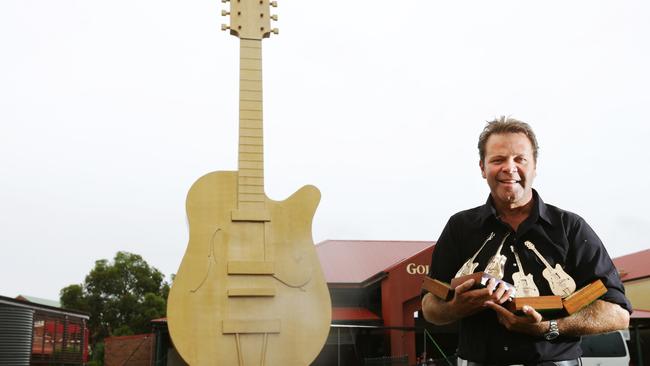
60;251;170;345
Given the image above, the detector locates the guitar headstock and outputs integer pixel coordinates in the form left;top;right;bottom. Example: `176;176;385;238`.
221;0;279;40
524;241;535;250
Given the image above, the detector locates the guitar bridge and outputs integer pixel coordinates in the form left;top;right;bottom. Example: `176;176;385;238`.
231;209;271;222
222;319;281;334
228;288;276;297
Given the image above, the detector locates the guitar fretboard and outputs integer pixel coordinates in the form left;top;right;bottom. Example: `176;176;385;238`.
510;246;526;273
238;39;265;210
525;241;553;269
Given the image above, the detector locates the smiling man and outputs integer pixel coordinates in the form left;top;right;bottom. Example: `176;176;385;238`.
421;117;631;366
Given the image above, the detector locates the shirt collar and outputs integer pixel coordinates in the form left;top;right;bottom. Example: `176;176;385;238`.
479;189;554;226
535;190;553;226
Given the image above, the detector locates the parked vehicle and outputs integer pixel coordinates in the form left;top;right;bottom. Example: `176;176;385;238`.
580;330;630;366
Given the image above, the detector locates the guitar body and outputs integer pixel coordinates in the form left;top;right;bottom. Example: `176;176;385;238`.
484;255;507;280
542;264;577;297
167;171;332;365
455;261;479;278
525;241;577;298
511;272;539;297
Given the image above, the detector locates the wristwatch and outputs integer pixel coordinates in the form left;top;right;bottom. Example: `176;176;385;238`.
544;319;560;341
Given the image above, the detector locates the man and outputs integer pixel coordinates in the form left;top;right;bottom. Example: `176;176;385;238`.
421;117;631;366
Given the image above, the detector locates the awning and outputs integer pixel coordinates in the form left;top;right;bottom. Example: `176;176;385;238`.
332;307;381;322
631;309;650;318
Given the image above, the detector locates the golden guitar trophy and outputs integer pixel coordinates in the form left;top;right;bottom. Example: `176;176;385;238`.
167;1;332;365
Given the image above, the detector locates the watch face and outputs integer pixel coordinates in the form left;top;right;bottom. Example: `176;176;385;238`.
544;331;560;341
545;320;559;340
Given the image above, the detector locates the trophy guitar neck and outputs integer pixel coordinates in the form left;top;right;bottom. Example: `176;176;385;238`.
455;232;495;278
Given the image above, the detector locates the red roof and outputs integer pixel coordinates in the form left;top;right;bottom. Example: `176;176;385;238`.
613;249;650;282
332;307;381;321
316;240;435;284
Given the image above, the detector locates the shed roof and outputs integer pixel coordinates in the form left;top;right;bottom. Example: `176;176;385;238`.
16;294;60;308
612;249;650;282
316;240;434;284
0;295;89;319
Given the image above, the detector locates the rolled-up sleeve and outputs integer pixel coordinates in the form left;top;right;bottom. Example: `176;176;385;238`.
568;217;632;313
428;216;463;284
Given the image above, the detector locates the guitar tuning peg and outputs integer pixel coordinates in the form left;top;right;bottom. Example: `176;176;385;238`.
271;28;279;35
221;10;230;16
221;24;230;31
270;1;278;7
270;14;278;21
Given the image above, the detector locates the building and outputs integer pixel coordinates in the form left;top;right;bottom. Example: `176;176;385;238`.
15;295;61;308
104;333;155;366
613;249;650;366
312;239;438;365
613;248;650;310
0;295;89;365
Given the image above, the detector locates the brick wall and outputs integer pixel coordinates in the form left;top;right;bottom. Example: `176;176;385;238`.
104;333;154;366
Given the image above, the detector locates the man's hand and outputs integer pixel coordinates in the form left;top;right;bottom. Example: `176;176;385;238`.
422;277;515;325
483;301;546;336
451;277;514;317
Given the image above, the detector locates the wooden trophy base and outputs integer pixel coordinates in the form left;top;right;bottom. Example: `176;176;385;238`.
423;274;606;319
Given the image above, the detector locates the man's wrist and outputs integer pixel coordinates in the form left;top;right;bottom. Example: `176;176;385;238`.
439;297;462;323
423;293;461;325
543;319;560;340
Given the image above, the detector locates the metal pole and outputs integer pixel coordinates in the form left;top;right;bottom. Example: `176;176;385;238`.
635;325;644;366
337;327;341;366
423;329;426;363
154;327;162;366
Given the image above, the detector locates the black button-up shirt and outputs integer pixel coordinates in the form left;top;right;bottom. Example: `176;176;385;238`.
428;190;632;364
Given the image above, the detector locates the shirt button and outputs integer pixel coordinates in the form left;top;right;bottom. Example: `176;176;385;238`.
504;346;509;351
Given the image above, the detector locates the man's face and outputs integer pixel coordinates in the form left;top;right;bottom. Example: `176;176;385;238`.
480;132;536;209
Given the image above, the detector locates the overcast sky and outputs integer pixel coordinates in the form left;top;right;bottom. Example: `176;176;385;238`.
1;1;649;301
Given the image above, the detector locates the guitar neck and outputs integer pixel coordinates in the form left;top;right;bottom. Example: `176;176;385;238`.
238;39;266;210
531;247;553;270
492;232;510;256
511;247;526;273
468;232;495;262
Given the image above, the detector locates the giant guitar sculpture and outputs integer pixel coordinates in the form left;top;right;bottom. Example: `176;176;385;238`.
167;2;332;365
